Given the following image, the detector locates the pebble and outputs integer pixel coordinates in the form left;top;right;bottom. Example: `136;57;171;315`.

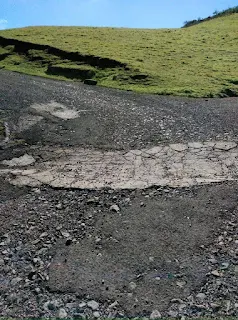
211;269;222;277
196;293;206;301
57;308;68;319
110;204;120;212
168;310;178;317
221;262;229;269
10;277;22;285
61;231;70;238
150;310;162;319
129;282;137;290
93;311;101;318
87;300;99;310
79;302;86;308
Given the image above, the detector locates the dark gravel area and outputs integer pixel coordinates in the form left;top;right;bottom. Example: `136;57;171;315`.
1;69;238;151
0;182;238;318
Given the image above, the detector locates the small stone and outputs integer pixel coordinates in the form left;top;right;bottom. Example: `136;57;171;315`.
208;258;218;264
110;205;120;213
168;310;178;317
57;308;68;319
43;300;60;311
56;203;63;209
211;270;221;277
196;293;206;301
176;280;186;288
34;287;41;294
171;298;184;304
93;311;100;318
79;302;86;308
150;310;162;319
40;232;48;238
66;302;76;309
221;262;229;270
108;301;118;309
10;277;22;286
87;300;99;310
0;259;4;266
61;231;70;238
234;266;238;273
129;282;137;290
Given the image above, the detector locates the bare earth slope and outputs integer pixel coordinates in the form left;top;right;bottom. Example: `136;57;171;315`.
0;70;238;319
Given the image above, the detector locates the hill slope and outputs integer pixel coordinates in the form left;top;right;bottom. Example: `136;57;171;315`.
0;13;237;97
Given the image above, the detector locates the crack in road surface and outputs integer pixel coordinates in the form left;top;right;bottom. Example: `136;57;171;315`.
1;140;238;189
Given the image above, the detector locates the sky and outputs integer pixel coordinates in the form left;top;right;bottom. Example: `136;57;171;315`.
0;0;237;30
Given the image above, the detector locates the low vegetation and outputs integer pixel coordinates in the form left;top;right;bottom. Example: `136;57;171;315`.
0;10;237;97
183;6;238;27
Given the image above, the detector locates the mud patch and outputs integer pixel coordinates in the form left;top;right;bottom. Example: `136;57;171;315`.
30;101;80;120
48;185;226;316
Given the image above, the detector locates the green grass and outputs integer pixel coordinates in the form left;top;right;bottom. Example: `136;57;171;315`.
0;13;238;97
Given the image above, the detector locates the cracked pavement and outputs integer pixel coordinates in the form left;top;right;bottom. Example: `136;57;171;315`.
1;141;238;189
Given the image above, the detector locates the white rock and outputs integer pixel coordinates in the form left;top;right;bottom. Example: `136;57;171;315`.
93;311;100;318
57;308;68;319
87;300;99;310
150;310;162;319
196;293;206;301
110;204;120;212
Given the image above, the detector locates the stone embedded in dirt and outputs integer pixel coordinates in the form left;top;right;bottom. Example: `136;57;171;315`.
93;311;101;318
10;277;22;285
57;308;68;319
43;300;61;311
61;231;70;238
211;270;222;277
220;262;229;269
176;280;186;288
110;204;120;212
208;257;218;264
87;300;99;310
168;310;178;317
150;310;162;319
1;154;36;167
196;293;206;301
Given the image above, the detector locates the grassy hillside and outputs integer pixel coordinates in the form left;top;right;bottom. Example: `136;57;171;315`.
183;6;238;27
0;13;237;97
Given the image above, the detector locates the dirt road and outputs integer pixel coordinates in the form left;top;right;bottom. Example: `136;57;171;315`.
0;70;238;318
